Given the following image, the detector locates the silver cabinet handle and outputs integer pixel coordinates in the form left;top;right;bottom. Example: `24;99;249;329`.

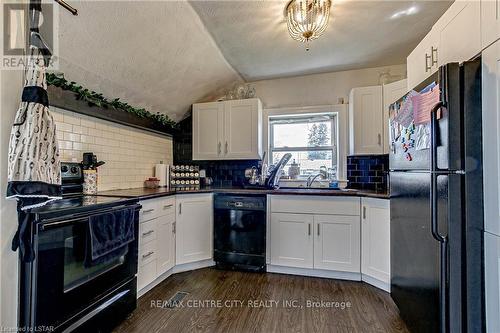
163;204;173;209
142;208;154;213
142;251;154;259
431;46;438;67
363;206;367;220
142;230;154;237
425;53;431;72
308;223;311;236
225;141;228;154
378;133;382;146
218;142;221;155
317;224;320;236
178;203;182;215
172;222;176;234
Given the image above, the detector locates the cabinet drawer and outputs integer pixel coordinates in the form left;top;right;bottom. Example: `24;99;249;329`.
139;196;176;222
158;197;176;216
139;218;157;245
138;259;157;290
139;199;160;222
139;240;157;266
270;195;360;216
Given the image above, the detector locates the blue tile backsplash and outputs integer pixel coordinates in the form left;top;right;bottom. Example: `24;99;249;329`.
346;154;389;192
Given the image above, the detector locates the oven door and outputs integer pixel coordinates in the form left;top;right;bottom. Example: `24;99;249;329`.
32;205;139;329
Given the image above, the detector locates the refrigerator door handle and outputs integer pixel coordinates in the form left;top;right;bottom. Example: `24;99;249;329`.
430;101;444;173
430;103;449;333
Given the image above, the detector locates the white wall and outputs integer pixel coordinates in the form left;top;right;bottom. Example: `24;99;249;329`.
251;64;406;109
251;64;406;181
0;69;23;329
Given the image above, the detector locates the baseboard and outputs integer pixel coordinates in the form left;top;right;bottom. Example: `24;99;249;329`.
266;265;361;281
138;259;215;298
361;274;390;293
172;259;215;274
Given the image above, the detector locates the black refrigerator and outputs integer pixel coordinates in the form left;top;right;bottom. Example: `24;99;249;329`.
390;59;484;333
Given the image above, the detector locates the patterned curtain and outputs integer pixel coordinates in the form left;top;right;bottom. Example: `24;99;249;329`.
6;0;61;261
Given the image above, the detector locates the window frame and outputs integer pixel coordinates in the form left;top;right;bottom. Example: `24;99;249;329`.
268;112;338;177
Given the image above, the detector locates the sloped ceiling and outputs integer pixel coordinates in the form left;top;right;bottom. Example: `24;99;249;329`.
57;1;242;122
190;0;453;81
56;0;451;121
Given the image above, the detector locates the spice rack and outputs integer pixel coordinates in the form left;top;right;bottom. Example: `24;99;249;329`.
170;165;200;191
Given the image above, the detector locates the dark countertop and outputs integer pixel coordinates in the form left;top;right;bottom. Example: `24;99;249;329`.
97;186;390;200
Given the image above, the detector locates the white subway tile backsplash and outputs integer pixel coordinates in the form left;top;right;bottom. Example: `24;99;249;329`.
63;132;80;142
80;119;95;129
57;122;73;132
63;114;81;126
53;108;173;191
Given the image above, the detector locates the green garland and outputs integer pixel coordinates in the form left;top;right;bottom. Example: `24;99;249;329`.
46;73;178;129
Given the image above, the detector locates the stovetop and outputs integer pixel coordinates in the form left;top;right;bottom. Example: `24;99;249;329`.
30;195;139;219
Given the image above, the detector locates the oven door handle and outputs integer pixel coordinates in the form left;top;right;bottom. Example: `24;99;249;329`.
40;204;140;231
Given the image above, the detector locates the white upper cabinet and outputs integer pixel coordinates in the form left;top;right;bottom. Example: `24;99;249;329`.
175;194;213;265
382;79;407;154
482;40;500;237
193;98;262;160
193;102;224;160
224;99;262;159
407;28;440;91
437;1;481;66
407;1;481;91
349;85;384;155
481;0;500;49
361;198;390;291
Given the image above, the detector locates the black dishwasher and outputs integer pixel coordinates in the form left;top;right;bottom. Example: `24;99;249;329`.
214;193;266;272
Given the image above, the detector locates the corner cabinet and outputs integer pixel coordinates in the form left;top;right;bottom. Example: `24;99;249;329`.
175;194;213;265
349;86;384;155
361;198;390;292
193;98;262;160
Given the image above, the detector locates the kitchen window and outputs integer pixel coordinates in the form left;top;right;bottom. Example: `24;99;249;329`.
269;113;338;179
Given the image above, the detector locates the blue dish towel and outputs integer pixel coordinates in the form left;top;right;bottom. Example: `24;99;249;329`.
85;207;135;267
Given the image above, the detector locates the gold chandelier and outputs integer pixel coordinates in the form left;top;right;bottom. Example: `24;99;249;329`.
286;0;332;49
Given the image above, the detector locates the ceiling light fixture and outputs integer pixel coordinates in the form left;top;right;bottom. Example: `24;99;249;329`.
286;0;332;51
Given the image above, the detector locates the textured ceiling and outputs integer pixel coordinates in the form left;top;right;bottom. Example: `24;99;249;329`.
57;1;242;121
190;0;453;81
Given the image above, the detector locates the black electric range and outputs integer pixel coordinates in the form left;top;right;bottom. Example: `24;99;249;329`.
19;162;141;333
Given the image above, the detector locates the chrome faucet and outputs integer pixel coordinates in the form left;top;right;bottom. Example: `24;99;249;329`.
306;169;328;188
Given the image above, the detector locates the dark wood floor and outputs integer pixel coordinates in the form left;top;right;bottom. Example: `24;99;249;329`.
114;268;409;333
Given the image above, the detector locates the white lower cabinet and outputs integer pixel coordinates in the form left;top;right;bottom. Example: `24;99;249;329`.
361;198;390;291
270;213;314;268
156;213;175;275
269;196;361;275
314;214;360;272
137;197;176;291
175;194;213;265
